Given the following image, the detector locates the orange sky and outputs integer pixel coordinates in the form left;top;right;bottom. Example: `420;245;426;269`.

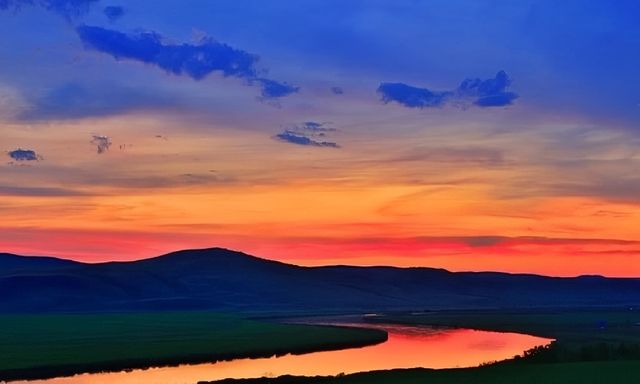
2;114;640;277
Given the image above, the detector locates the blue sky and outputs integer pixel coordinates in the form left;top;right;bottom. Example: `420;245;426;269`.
1;0;638;126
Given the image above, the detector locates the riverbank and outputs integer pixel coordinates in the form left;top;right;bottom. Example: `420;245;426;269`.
203;360;640;384
0;312;387;382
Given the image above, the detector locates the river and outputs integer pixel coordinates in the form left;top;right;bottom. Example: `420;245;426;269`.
9;322;551;384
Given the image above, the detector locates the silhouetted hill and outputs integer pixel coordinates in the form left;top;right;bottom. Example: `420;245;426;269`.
0;253;80;273
1;248;639;313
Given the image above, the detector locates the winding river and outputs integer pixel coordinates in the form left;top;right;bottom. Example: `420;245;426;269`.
9;322;551;384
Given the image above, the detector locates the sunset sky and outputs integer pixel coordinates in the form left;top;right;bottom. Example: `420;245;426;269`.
2;0;640;276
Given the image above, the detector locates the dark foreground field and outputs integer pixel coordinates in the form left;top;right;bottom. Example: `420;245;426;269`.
209;308;640;384
0;312;386;381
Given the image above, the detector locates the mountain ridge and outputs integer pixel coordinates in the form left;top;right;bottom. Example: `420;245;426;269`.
1;247;639;314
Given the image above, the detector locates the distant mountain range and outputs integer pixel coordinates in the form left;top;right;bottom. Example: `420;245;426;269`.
1;248;639;313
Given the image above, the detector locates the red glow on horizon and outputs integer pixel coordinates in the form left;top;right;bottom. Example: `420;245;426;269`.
2;227;639;277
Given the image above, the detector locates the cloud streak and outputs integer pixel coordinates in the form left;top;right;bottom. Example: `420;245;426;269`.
378;71;519;109
0;185;87;197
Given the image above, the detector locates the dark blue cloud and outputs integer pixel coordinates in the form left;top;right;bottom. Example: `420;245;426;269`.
7;148;41;161
19;83;176;120
255;78;298;99
475;93;519;107
76;25;257;79
275;130;339;148
76;25;296;99
458;71;509;95
0;0;98;19
378;71;519;109
103;5;124;22
458;70;519;107
274;121;340;147
377;83;451;108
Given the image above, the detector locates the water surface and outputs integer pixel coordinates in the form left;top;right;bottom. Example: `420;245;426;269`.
10;323;551;384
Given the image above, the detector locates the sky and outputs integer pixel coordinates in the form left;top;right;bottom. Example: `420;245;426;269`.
1;0;640;276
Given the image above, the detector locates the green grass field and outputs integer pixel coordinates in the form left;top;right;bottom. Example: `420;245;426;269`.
0;312;387;381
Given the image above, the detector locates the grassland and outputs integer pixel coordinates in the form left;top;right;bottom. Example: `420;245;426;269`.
0;312;387;381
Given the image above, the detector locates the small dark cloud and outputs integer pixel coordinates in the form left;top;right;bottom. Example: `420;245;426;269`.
331;86;344;95
90;134;112;154
103;5;124;22
458;71;519;107
75;25;297;99
7;148;41;161
275;130;339;148
0;0;99;20
274;121;340;148
255;78;299;99
377;83;451;108
378;71;518;109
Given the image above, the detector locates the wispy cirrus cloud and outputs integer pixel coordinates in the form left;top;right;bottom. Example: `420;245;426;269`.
378;70;518;109
75;25;298;99
392;147;505;166
0;185;87;197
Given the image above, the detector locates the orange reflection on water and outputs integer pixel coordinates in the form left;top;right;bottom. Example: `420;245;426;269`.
12;325;551;384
